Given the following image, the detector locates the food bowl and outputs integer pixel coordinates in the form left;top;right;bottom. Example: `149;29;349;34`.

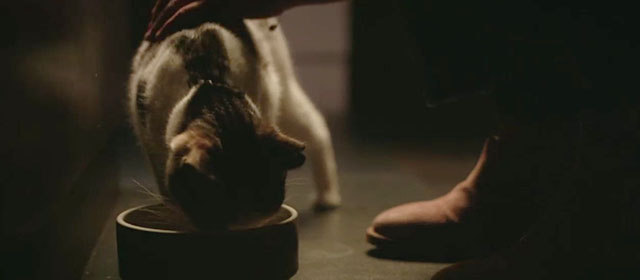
116;204;298;280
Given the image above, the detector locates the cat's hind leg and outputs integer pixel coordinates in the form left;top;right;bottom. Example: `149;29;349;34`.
278;82;341;210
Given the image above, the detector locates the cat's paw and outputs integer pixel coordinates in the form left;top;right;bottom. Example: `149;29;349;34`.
313;191;341;211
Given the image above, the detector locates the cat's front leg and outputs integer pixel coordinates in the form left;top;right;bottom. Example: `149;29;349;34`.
305;122;342;210
279;84;341;209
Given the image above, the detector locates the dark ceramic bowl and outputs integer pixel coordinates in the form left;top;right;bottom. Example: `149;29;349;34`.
116;204;298;280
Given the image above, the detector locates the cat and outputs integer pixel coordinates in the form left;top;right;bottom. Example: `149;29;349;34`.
128;18;341;230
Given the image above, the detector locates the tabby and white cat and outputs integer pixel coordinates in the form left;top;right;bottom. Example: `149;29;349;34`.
128;18;340;229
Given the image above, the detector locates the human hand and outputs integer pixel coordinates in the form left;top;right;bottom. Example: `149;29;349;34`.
145;0;345;41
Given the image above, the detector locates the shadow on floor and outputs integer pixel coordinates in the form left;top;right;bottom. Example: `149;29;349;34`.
366;247;463;264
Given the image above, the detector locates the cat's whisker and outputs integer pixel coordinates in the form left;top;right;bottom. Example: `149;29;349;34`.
285;180;306;184
285;183;307;188
132;179;166;202
285;181;309;185
286;177;309;182
285;179;311;185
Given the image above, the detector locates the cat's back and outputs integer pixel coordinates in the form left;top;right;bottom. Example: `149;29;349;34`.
129;21;258;137
129;18;290;136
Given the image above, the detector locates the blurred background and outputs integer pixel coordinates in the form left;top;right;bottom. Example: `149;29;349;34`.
1;1;498;279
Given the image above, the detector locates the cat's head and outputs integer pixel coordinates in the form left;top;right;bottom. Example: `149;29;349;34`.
164;82;305;230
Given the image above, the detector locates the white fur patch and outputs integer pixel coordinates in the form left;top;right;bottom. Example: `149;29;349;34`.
165;87;197;146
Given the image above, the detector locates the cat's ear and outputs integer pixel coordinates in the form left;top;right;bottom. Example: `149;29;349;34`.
264;131;306;169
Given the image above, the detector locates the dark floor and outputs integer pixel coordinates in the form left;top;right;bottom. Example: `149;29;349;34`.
81;120;485;280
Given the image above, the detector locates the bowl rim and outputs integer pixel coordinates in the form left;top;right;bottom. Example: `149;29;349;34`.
116;203;298;234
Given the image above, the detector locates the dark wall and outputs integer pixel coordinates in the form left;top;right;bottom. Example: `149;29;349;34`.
351;1;638;136
1;1;153;279
349;1;498;142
